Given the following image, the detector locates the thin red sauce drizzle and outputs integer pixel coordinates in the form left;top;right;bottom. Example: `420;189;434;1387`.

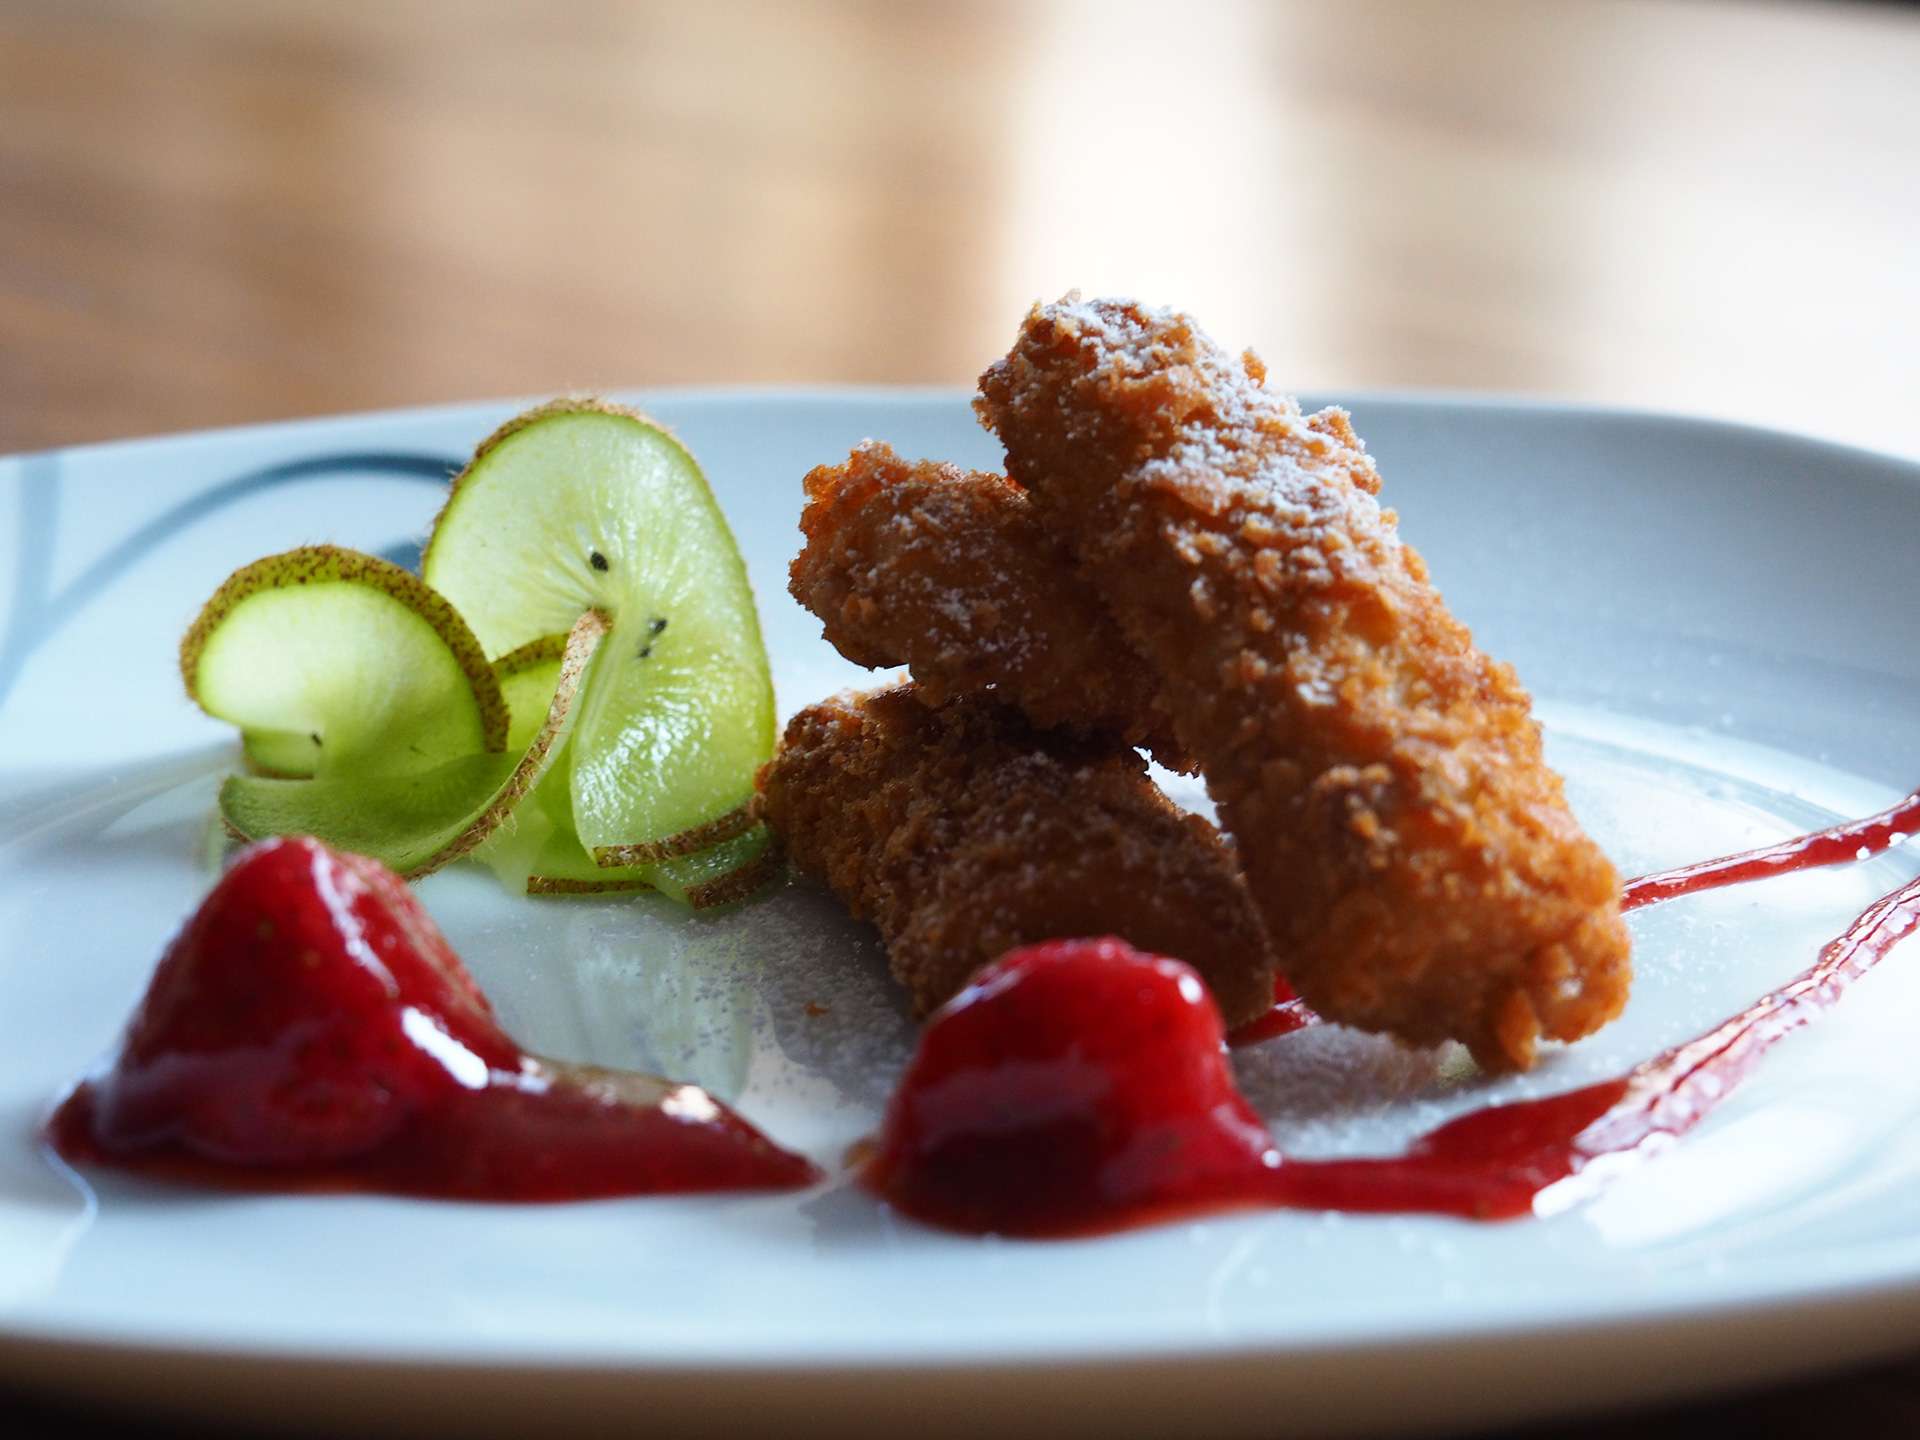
874;789;1920;1233
1266;868;1920;1219
1619;786;1920;912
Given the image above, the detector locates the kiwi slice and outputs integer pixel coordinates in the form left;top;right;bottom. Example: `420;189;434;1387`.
422;401;776;869
221;611;609;877
479;638;778;907
521;782;778;909
182;545;507;778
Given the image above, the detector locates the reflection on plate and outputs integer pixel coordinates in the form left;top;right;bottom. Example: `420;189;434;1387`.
2;393;1919;1436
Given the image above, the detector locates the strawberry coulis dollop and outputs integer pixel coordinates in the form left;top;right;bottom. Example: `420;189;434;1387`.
50;836;817;1200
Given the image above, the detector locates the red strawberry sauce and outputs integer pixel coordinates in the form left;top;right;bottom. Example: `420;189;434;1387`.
49;837;817;1200
864;790;1920;1235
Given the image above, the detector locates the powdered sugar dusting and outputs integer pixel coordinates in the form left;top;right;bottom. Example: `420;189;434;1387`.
1042;295;1392;555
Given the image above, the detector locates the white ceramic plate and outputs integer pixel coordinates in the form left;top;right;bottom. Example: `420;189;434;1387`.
4;393;1920;1439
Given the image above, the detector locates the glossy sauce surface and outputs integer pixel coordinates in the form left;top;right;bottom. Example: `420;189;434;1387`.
50;837;818;1200
51;1059;819;1201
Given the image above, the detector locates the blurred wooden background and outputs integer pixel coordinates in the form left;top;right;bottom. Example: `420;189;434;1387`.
1;0;1916;457
4;0;1920;1436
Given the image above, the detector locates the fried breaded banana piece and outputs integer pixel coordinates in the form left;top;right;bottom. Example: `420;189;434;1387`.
976;296;1631;1073
793;441;1188;768
755;686;1276;1028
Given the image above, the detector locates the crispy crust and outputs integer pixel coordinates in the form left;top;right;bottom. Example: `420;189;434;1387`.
792;442;1190;770
755;686;1276;1029
976;296;1631;1073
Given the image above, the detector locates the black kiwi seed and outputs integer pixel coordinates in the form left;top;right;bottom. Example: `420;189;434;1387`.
637;616;668;659
589;550;609;572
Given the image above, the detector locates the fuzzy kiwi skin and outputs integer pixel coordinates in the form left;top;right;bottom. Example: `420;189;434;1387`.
220;610;611;879
181;544;511;762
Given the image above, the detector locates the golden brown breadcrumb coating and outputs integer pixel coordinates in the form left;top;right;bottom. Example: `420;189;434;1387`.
793;442;1189;769
755;686;1276;1029
976;296;1631;1073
